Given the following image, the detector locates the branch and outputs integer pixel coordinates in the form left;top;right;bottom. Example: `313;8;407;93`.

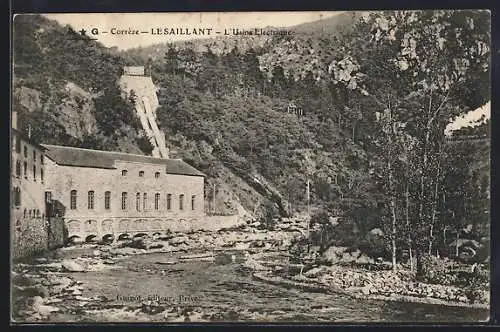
428;87;452;127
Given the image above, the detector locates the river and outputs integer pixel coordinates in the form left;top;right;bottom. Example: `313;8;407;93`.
47;251;489;323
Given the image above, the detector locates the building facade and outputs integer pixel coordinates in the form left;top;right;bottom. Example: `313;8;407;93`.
42;144;206;242
10;113;61;258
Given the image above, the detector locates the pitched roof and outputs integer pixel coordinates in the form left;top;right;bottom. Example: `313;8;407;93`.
12;128;47;151
41;144;205;177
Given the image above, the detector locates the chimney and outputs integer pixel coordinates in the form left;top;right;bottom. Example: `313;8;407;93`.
12;111;17;130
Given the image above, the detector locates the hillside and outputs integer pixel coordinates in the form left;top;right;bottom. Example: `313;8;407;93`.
12;13;490;241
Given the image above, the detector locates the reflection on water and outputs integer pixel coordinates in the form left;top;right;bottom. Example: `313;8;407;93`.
73;252;489;323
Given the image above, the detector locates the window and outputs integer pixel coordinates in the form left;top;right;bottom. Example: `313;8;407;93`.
88;191;95;209
41;168;44;183
23;208;26;217
139;171;144;177
41;155;44;165
15;161;21;177
13;187;21;207
136;192;141;211
33;150;36;162
15;136;21;153
33;165;36;181
24;146;27;158
70;190;77;210
104;191;111;210
143;193;147;210
23;162;27;179
121;192;128;210
191;195;196;210
122;170;128;176
179;194;184;210
45;191;52;203
155;193;160;210
155;172;160;178
167;194;172;210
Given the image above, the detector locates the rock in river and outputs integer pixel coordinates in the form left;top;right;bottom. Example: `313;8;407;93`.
61;260;86;272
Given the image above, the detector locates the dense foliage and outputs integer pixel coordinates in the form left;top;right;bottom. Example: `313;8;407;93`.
12;13;490;271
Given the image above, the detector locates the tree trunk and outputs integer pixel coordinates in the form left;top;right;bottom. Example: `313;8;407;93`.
415;249;423;278
406;183;413;271
390;197;397;272
388;156;397;272
428;161;441;256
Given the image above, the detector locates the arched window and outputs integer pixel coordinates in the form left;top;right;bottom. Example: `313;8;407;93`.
104;191;111;210
136;192;141;211
23;146;27;158
23;162;27;179
121;170;128;176
40;168;44;183
36;209;40;218
33;165;36;181
155;172;160;178
70;190;77;209
167;194;172;210
88;190;95;209
179;194;184;210
191;195;196;211
23;208;26;218
143;193;147;210
155;193;160;210
33;150;36;162
15;161;21;177
121;192;128;210
139;171;144;177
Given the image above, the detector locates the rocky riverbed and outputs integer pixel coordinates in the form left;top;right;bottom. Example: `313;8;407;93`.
11;221;490;322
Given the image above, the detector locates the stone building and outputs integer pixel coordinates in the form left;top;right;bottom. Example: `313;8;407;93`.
42;144;206;242
10;112;65;259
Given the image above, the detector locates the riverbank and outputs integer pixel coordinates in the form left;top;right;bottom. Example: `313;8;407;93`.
11;223;489;322
251;270;489;310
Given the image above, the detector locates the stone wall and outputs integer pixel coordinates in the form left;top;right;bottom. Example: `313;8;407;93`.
12;217;48;260
12;216;67;260
47;217;66;249
185;215;243;232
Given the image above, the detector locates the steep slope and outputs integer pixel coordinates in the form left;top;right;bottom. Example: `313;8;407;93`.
12;15;149;154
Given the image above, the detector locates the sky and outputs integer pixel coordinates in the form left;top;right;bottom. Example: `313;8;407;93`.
445;102;490;135
44;12;343;50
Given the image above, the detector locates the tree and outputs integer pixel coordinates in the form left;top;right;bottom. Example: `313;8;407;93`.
165;44;179;75
330;10;490;275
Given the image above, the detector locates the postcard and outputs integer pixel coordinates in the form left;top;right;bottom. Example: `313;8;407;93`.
10;11;491;323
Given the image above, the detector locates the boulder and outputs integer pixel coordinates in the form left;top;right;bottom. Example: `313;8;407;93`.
355;254;374;265
34;257;48;263
303;266;327;278
31;296;60;316
170;237;189;246
61;260;85;272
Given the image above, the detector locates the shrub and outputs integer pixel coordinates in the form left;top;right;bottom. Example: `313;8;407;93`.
418;254;457;285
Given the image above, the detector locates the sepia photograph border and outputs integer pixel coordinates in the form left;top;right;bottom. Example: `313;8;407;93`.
8;0;499;328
